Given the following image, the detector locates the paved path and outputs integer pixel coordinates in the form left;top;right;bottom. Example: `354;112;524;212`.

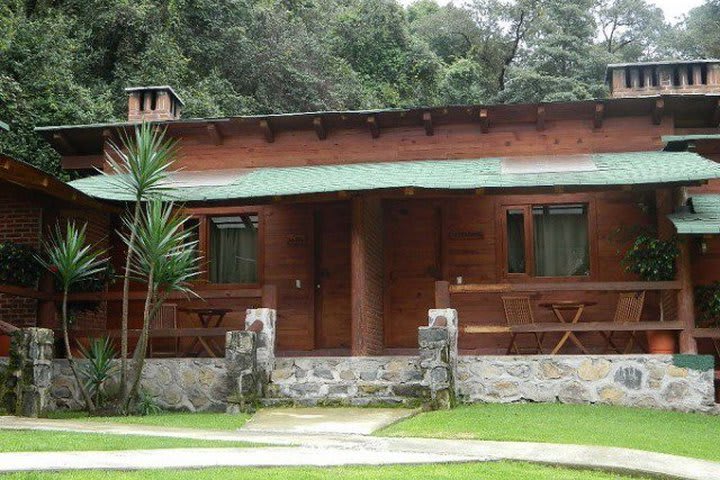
1;416;720;480
241;407;417;435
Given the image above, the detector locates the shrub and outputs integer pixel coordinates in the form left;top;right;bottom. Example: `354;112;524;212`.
622;234;679;282
79;337;119;409
0;242;42;287
696;282;720;327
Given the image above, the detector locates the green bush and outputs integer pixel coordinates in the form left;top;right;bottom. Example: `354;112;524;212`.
695;282;720;327
622;234;678;281
0;242;42;287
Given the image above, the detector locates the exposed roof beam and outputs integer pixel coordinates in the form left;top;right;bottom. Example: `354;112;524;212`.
207;122;223;145
652;99;664;125
367;115;380;139
479;108;489;134
593;102;605;129
313;117;327;140
422;112;433;136
536;105;546;131
259;119;274;143
52;133;77;155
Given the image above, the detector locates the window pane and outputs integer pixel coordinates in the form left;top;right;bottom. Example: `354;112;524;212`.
533;204;589;277
506;209;525;274
209;215;258;283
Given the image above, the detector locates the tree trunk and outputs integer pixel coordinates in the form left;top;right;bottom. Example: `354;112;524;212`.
120;201;141;403
123;271;154;412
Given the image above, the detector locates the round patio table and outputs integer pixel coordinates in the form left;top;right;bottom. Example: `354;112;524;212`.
539;301;597;355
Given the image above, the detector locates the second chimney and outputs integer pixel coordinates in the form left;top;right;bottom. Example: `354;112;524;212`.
126;86;184;122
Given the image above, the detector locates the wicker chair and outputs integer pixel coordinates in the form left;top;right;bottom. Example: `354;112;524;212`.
501;296;543;354
149;303;179;357
603;291;646;353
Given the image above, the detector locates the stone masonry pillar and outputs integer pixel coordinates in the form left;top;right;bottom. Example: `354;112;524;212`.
418;309;458;410
244;308;276;387
225;330;259;413
3;328;53;417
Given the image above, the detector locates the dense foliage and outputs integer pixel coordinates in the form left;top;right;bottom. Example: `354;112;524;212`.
0;241;42;287
696;282;720;327
622;234;679;282
0;0;718;176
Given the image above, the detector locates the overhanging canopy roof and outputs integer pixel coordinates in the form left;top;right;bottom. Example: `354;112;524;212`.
668;195;720;234
68;152;720;202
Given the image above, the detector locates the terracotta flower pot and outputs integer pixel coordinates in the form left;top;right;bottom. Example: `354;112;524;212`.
646;330;676;354
0;335;9;356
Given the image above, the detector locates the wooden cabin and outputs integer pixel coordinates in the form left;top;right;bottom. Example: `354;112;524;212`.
11;85;720;360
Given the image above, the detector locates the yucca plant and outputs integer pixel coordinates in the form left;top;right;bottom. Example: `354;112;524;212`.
120;200;200;409
37;222;108;413
104;122;179;397
78;337;119;409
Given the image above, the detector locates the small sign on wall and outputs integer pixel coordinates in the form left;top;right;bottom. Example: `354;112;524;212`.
449;231;484;240
287;234;306;247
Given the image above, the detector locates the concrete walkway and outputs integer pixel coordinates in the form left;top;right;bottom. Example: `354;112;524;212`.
1;415;719;480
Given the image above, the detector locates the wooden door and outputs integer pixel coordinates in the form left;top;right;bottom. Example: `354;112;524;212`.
384;201;442;348
314;203;352;349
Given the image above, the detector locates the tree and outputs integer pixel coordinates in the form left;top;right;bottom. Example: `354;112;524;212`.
595;0;667;60
38;222;107;413
121;200;199;409
669;1;720;59
104;123;178;404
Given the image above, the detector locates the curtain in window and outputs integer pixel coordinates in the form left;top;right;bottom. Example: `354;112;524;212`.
533;206;589;277
209;216;258;283
506;210;526;274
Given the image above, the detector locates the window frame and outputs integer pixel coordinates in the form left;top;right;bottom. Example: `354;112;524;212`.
183;206;264;288
498;196;596;282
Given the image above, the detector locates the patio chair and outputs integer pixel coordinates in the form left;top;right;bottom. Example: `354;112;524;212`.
602;291;646;354
501;296;544;354
149;303;179;357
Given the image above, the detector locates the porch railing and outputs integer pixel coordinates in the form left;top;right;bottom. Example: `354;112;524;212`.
434;280;687;340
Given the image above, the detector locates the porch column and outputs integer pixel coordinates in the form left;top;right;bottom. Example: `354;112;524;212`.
350;196;384;356
677;237;698;353
658;188;698;354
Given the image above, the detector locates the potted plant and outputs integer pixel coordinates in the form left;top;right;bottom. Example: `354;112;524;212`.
622;233;679;353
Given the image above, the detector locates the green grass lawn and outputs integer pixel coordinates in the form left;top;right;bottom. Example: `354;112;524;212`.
0;430;255;453
379;403;720;461
0;463;650;480
46;411;251;430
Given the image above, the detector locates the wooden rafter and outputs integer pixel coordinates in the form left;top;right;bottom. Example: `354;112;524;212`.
367;115;380;138
422;112;433;136
313;117;327;140
536;105;546;131
259;119;274;143
479;108;489;134
652;99;664;125
207;122;223;145
593;102;605;129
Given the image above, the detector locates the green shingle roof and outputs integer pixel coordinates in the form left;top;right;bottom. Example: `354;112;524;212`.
668;194;720;234
69;152;720;202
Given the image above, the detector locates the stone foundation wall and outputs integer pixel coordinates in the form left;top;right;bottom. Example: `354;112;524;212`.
52;358;231;412
457;355;716;412
266;356;426;406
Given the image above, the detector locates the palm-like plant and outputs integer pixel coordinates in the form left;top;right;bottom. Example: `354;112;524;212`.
37;222;108;413
120;200;200;409
78;337;119;409
104;122;179;396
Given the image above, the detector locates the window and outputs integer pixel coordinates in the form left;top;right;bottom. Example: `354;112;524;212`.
208;214;258;284
504;204;589;278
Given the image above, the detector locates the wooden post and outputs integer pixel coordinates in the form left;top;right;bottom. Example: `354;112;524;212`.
261;284;277;310
350;196;384;356
36;273;56;328
677;237;698;353
435;281;450;309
